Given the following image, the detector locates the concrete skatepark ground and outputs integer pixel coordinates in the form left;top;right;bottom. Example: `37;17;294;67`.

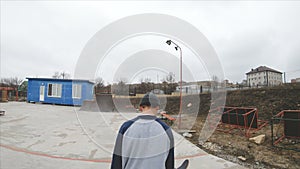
0;102;245;169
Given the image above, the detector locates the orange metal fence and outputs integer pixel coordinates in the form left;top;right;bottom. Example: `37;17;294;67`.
271;110;300;151
209;106;268;137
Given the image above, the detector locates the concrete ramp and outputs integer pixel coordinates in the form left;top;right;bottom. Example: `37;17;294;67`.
96;94;115;112
80;94;139;112
80;100;99;112
80;94;115;112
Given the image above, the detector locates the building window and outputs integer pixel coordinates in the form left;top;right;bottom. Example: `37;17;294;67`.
48;83;62;97
72;84;82;99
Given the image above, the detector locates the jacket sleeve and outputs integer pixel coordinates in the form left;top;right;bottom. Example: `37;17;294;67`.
111;130;124;169
111;120;136;169
165;129;175;169
165;147;174;169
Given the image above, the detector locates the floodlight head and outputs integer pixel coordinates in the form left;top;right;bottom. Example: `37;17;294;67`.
166;40;171;45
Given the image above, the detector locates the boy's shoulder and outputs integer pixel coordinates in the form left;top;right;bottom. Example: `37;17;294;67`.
155;117;171;130
119;118;137;134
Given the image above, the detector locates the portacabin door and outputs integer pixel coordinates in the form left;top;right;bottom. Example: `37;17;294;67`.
39;86;45;102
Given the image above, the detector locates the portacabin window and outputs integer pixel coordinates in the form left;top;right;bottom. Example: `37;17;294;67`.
48;83;62;97
72;84;82;99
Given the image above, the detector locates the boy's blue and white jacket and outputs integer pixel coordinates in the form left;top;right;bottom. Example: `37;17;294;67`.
111;115;174;169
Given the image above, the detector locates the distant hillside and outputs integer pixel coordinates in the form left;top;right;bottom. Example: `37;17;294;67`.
129;83;300;119
225;83;300;119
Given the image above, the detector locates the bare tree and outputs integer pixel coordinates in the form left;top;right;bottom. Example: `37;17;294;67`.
0;77;23;87
1;78;7;85
119;78;128;84
212;75;219;83
94;77;106;94
211;75;219;91
144;77;152;83
52;72;61;79
112;79;128;95
95;77;105;88
60;71;70;79
12;77;23;87
139;77;144;83
166;72;175;83
52;71;71;79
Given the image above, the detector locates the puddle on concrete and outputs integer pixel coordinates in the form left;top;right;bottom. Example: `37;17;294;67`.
58;141;76;147
56;133;67;138
88;149;98;159
27;140;45;148
1;116;28;124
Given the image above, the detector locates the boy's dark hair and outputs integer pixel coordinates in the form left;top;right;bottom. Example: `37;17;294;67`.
139;92;160;107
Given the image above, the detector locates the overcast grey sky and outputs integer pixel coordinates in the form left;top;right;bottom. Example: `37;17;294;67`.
1;1;300;84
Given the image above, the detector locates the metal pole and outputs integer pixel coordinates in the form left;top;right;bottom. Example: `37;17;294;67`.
173;42;182;129
179;46;182;129
266;70;269;87
166;40;183;129
271;118;274;146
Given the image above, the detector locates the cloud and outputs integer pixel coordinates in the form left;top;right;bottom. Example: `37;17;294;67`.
1;1;300;83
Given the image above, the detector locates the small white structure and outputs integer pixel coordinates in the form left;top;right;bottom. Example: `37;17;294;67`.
246;66;282;87
291;78;300;83
175;84;210;94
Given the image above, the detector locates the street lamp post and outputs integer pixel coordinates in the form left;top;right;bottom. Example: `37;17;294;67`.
166;40;183;129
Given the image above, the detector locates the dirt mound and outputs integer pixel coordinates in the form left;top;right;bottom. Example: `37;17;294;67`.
225;83;300;120
186;83;300;169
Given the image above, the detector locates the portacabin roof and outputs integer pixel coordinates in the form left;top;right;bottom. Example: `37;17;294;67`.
246;66;282;75
26;77;94;84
